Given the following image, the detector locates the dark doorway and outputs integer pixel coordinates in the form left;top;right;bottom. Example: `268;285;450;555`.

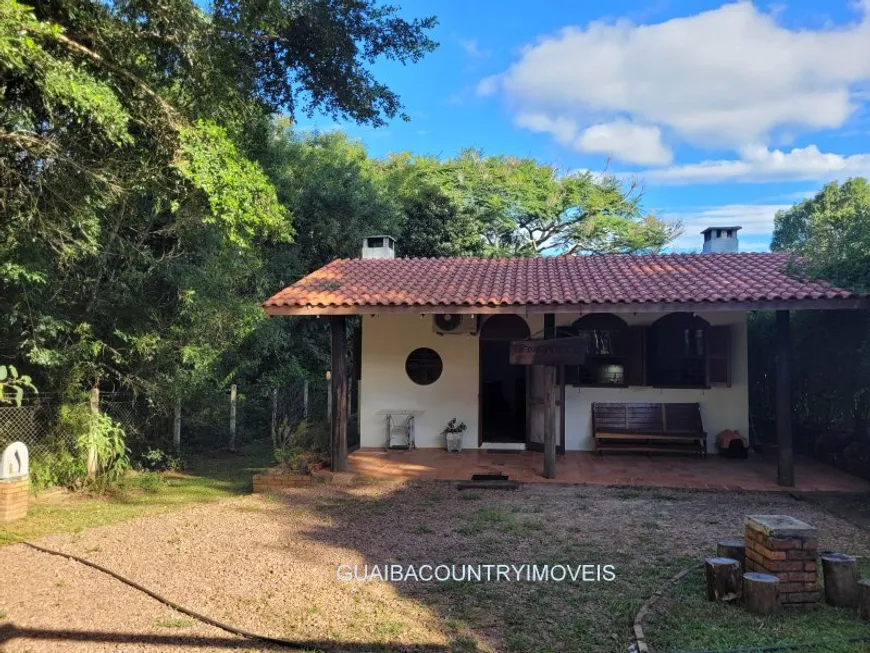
479;315;530;444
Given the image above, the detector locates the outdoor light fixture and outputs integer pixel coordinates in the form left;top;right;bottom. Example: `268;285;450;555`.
326;370;332;381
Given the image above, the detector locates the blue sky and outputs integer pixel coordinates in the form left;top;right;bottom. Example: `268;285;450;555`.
293;0;870;253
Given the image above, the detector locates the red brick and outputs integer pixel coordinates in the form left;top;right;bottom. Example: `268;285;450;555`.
779;582;821;593
772;539;801;551
786;550;817;561
778;572;818;583
746;549;764;565
782;591;822;604
801;538;818;550
803;562;818;572
765;560;804;572
757;545;786;561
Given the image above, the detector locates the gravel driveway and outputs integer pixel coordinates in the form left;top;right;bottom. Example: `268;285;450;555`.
1;482;867;653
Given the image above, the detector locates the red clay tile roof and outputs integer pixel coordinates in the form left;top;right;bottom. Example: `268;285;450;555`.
263;253;864;312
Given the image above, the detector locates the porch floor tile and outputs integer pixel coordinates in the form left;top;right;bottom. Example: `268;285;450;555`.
347;448;870;492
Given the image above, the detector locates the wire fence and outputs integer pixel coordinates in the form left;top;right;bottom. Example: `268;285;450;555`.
0;378;333;483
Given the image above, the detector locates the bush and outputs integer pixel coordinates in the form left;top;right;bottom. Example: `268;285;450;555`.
274;419;329;473
125;471;169;493
138;447;183;472
30;448;86;491
53;403;131;491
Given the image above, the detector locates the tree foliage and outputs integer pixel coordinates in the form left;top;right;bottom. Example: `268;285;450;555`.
751;177;870;480
772;178;870;293
0;0;435;414
2;0;684;462
380;150;681;257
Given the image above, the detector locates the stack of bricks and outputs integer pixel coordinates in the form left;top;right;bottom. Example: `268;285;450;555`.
745;515;820;605
0;476;29;523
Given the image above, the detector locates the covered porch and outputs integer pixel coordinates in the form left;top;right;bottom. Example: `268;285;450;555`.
263;250;870;488
346;448;870;492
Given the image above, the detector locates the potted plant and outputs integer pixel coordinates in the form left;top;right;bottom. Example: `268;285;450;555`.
442;418;467;453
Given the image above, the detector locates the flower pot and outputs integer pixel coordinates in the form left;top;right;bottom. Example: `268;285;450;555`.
445;432;463;453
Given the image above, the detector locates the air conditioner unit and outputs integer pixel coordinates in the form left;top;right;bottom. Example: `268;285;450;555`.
433;314;478;335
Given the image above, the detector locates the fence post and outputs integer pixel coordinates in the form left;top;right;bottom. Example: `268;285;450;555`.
303;380;309;420
173;398;182;455
271;388;278;449
87;386;99;478
326;371;332;426
229;384;237;451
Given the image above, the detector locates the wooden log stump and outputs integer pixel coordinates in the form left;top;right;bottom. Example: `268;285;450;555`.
744;572;780;615
717;538;746;568
858;579;870;621
822;553;858;608
706;557;742;602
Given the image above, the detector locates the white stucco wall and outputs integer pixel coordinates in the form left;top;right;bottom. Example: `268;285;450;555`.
359;315;480;449
359;311;749;452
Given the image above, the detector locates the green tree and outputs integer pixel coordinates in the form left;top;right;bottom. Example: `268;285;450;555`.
0;0;436;423
772;178;870;292
380;150;680;257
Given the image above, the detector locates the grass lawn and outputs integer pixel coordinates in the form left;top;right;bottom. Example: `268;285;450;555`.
2;461;869;652
646;558;870;653
0;439;274;545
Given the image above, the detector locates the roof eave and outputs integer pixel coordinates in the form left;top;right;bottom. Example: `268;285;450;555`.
263;296;870;317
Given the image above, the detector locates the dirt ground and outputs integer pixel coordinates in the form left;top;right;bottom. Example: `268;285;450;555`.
1;482;867;653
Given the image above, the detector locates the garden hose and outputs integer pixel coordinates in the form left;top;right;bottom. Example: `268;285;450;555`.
22;541;312;650
20;541;870;653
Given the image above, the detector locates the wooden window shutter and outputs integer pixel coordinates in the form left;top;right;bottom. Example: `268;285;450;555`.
706;325;731;387
625;326;647;386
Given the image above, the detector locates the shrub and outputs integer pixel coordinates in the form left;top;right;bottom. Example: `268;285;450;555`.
128;471;168;493
29;448;86;491
274;419;329;473
138;447;183;472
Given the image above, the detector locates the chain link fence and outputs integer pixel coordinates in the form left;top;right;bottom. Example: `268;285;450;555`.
0;396;74;461
0;378;331;486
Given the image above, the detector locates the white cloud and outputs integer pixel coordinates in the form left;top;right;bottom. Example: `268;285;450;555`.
459;39;490;60
486;1;870;161
515;115;671;164
515;113;579;145
639;144;870;184
577;121;672;165
663;203;791;251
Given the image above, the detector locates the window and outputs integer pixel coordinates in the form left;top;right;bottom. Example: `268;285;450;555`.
405;348;443;385
565;314;628;386
647;313;709;387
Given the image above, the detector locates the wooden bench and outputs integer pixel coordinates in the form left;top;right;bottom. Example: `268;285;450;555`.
592;402;707;456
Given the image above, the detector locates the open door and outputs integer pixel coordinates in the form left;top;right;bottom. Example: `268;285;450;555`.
526;365;565;453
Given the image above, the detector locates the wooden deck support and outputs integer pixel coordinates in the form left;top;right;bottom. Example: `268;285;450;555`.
543;314;556;479
330;315;348;472
775;310;793;487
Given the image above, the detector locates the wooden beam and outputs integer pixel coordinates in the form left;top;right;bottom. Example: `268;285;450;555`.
263;297;870;317
775;310;794;487
544;313;555;338
543;313;556;479
330;315;348;473
543;364;557;480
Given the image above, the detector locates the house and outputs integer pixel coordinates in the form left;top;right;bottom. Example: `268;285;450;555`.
263;229;870;485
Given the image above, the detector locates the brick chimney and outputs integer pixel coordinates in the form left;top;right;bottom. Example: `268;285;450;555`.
701;226;741;253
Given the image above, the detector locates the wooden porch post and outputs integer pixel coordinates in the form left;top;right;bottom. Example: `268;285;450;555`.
775;310;794;487
330;315;348;472
543;365;557;479
543;314;556;479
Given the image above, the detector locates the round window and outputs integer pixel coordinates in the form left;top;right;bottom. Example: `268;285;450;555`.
405;348;443;386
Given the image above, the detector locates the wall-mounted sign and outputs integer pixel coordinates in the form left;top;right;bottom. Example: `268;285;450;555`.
509;336;588;366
